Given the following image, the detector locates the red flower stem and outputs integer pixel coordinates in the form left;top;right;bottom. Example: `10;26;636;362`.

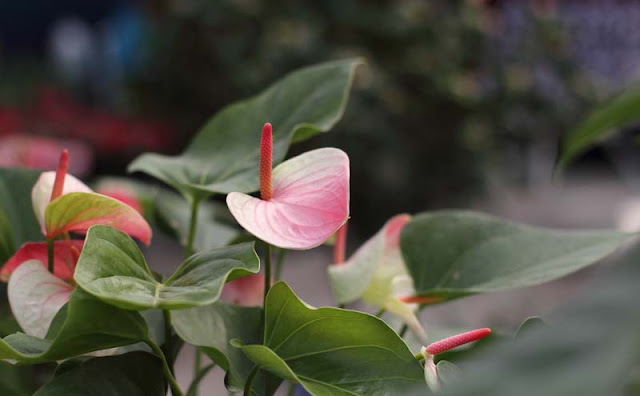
334;222;348;264
426;328;492;355
398;295;443;305
259;123;273;201
50;149;69;202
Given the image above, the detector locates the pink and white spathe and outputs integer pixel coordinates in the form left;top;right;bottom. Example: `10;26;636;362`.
221;273;265;306
31;150;151;244
226;123;349;250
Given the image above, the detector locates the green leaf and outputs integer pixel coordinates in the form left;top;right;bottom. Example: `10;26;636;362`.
0;168;42;262
154;191;238;252
401;211;629;300
235;282;424;396
442;239;640;396
34;352;164;395
0;289;148;364
74;225;260;310
128;59;361;201
0;361;38;396
172;302;265;392
558;88;640;169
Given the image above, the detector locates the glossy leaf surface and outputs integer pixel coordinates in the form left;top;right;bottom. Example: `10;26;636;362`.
401;211;630;299
236;282;424;395
128;59;360;201
75;225;260;310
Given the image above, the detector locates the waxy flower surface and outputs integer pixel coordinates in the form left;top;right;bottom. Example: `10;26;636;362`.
227;123;349;250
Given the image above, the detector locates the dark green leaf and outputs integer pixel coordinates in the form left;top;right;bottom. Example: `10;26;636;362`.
34;352;164;395
558;88;640;169
0;289;148;363
236;282;424;395
128;59;361;201
0;168;42;262
75;225;260;310
401;211;629;300
0;361;38;396
442;240;640;396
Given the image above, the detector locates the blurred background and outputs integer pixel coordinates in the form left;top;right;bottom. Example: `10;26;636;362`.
2;0;640;392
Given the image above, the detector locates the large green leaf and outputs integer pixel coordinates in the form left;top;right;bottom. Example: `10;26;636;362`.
441;239;640;396
154;191;238;252
172;302;268;393
557;88;640;169
34;351;165;395
0;289;148;364
236;282;424;396
401;211;630;300
74;225;260;310
0;362;38;396
128;59;361;201
0;168;42;262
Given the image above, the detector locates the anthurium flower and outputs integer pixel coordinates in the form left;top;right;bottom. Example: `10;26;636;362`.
1;240;83;281
31;150;151;244
221;273;265;306
8;260;73;338
328;214;430;344
226;123;349;250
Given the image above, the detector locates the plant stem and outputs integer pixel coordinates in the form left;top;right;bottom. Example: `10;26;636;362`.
192;350;202;395
147;340;184;396
185;198;201;258
163;310;173;350
399;324;408;338
263;244;272;304
273;248;287;281
186;363;215;396
243;366;260;396
47;238;54;274
374;308;385;317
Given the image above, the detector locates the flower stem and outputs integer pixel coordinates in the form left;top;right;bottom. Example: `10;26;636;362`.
192;350;202;395
185;198;201;259
147;340;184;396
273;248;287;281
243;366;260;396
263;244;272;304
47;238;54;274
374;308;385;317
399;324;408;337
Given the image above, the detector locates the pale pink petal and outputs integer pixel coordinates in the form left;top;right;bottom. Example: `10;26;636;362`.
95;183;144;214
1;240;83;282
221;273;265;306
227;148;349;250
32;171;92;233
8;260;73;338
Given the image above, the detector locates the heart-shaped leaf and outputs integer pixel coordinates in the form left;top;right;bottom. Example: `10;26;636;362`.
235;282;424;395
34;351;165;396
172;302;266;392
154;191;238;252
74;225;260;310
0;168;43;262
557;87;640;170
45;192;152;244
0;288;148;363
401;211;630;300
128;59;361;201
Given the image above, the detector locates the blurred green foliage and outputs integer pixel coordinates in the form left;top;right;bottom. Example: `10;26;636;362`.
129;0;596;236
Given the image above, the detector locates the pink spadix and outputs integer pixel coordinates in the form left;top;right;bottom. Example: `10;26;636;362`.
50;149;69;202
227;123;350;250
425;328;492;355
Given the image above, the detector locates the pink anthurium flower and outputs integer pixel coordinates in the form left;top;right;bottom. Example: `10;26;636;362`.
8;260;73;338
328;214;431;345
1;240;83;281
221;273;265;306
31;150;152;244
226;123;349;250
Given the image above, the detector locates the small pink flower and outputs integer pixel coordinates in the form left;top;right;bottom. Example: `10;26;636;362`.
221;273;265;306
227;123;350;250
